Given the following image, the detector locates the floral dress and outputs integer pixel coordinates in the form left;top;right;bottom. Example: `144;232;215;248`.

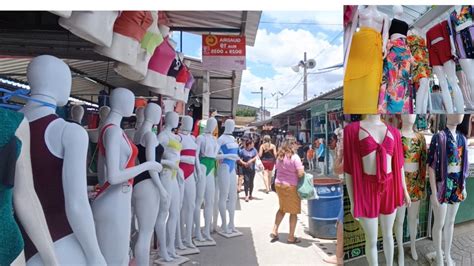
407;35;432;90
378;38;415;114
402;133;427;201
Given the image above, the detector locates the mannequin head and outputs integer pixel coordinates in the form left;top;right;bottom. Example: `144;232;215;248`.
144;103;162;125
164;111;179;129
99;106;111;120
71;105;84;123
27;55;72;107
110;87;135;118
447;114;464;126
393;5;403;17
180;115;194;134
205;118;217;134
136;106;146;128
159;25;170;38
401;114;416;128
224;119;235;134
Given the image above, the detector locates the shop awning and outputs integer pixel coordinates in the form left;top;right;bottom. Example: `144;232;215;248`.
0;11;262;116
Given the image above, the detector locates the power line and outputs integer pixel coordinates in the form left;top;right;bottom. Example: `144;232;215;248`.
260;21;342;26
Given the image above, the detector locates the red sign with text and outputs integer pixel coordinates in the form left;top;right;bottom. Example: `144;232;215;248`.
202;35;246;71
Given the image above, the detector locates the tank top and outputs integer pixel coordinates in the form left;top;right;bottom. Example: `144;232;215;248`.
21;114;73;259
113;11;153;41
389;18;409;37
147;37;176;75
134;143;164;187
261;144;275;161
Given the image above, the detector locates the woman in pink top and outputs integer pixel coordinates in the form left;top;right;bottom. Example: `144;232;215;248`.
270;137;304;244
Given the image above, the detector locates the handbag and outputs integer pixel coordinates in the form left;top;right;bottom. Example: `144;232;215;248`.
297;173;315;200
255;156;264;172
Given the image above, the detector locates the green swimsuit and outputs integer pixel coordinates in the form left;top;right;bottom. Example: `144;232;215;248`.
0;108;24;265
200;157;216;176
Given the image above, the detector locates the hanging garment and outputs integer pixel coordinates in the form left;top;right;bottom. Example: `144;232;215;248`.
402;133;427;201
426;21;454;66
407;34;432;90
112;11;153;42
428;128;468;204
343;121;404;218
344;27;383;114
449;5;474;59
0;109;24;265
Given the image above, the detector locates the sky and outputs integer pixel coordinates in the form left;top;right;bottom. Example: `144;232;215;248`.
173;11;343;116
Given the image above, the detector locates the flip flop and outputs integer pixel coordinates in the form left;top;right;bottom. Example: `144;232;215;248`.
270;233;279;242
287;237;301;244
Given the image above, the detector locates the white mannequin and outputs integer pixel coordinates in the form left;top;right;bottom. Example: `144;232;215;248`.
10;117;58;266
95;11;153;65
49;11;71;18
58;11;119;47
175;116;201;255
351;6;389;58
390;5;406;41
395;115;423;265
456;66;474;110
154;112;188;264
430;114;465;266
20;55;106;265
114;11;162;81
125;106;145;142
70;105;84;124
88;106;111;144
132;103;169;266
408;26;431;114
194;118;219;245
216;119;242;237
92;88;162;266
345;115;411;266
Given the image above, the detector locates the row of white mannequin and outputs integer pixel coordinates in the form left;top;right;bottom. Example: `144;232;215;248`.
346;5;474;113
16;55;242;266
346;114;465;266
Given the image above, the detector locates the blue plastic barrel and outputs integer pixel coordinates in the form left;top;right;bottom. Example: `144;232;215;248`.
307;178;343;239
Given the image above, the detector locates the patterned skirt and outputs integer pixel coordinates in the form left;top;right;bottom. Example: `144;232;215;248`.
405;170;426;202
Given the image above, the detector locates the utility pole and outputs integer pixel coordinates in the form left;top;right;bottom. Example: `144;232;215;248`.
272;91;284;110
251;86;264;121
263;97;266;121
303;52;308;102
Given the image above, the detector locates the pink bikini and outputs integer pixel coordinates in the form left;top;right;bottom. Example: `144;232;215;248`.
344;121;404;218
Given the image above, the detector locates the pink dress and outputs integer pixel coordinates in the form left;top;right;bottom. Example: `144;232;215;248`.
343;121;404;218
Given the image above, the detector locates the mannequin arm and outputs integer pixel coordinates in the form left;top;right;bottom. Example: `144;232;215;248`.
104;126;160;185
399;167;411;207
195;136;203;180
382;13;390;58
428;166;440;208
161;159;179;170
343;9;359;69
345;173;356;218
62;124;106;265
13;119;58;266
144;132;168;201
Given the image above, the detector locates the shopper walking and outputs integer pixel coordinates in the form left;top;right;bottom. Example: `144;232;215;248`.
270;137;304;244
238;138;258;202
306;145;315;171
259;135;277;193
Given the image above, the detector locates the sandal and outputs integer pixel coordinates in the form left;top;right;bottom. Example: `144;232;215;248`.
287;237;301;244
270;233;279;242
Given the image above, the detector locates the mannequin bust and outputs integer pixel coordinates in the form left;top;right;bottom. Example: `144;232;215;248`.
58;11;119;47
390;5;409;41
114;11;162;81
216;119;242;237
20;55;106;265
175;116;201;255
50;11;71;18
154;111;188;264
394;114;427;265
132;103;169;266
358;6;389;56
94;11;153;66
344;114;410;266
92;87;162;265
194;118;220;246
70;105;84;124
88;106;111;142
0;110;58;266
428;114;467;266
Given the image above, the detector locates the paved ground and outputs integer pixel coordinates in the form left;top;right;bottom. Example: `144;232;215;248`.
174;170;338;265
345;221;474;266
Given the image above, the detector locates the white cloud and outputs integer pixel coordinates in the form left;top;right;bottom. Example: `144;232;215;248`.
263;11;342;32
239;27;343;115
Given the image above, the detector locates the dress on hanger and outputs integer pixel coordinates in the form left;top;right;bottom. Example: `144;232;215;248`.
343;121;405;218
0;109;24;265
449;5;474;59
402;133;427;201
428;128;468;204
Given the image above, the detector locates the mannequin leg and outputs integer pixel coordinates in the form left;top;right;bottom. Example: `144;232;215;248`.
416;78;430;114
10;251;25;266
203;171;216;241
358;218;379;266
155;171;173;262
459;59;474;107
380;212;397;266
218;166;231;233
193;164;206;241
166;175;180;258
394;206;406;266
456;70;473;109
133;180;160;266
432;66;454;113
443;60;465;112
407;200;421;260
182;174;196;248
175;179;186;250
431;195;448;266
213;177;219;233
228;169;238;232
444;203;460;266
